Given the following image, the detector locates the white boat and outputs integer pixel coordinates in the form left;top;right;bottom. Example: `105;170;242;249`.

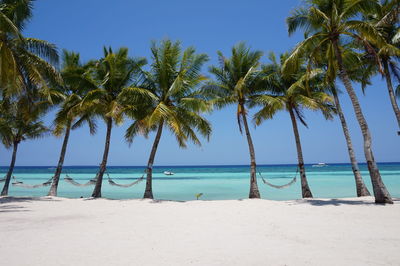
312;162;328;167
163;171;174;175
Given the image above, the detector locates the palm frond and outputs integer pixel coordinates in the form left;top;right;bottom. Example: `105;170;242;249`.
24;38;59;65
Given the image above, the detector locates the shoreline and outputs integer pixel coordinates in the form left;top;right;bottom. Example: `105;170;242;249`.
1;196;399;266
1;195;399;203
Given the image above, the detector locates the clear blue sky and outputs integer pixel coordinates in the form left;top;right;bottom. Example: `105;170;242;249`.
1;0;399;166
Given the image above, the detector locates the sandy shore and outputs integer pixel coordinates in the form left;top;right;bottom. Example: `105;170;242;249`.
0;196;399;266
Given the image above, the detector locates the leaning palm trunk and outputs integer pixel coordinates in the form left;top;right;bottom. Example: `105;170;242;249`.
332;91;370;197
48;121;72;196
240;106;261;199
288;107;313;198
1;141;19;196
382;59;400;134
333;41;392;204
92;118;113;198
143;121;164;199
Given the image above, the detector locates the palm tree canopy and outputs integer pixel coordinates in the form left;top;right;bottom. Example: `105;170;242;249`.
0;2;21;41
206;42;264;132
0;94;48;148
252;52;335;127
365;0;400;91
80;47;149;126
52;50;98;137
368;0;399;57
125;39;212;148
0;0;60;97
1;0;33;30
284;0;390;82
303;38;377;93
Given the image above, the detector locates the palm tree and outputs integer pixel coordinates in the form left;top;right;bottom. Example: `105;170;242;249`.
125;40;212;199
333;49;374;196
207;42;263;199
286;0;393;203
47;50;97;196
311;46;372;197
366;0;400;134
81;47;147;198
253;52;335;198
331;85;372;196
0;0;59;96
0;95;48;196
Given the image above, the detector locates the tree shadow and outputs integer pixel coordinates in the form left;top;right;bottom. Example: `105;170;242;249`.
148;198;248;203
295;197;400;206
149;199;187;204
0;204;29;213
0;196;60;213
0;196;61;204
80;197;188;203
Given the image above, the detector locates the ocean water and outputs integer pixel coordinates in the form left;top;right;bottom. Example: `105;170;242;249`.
1;163;399;201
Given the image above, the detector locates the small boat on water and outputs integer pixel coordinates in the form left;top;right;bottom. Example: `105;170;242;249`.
312;162;328;167
163;171;174;175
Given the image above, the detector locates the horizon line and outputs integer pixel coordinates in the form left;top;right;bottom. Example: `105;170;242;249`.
2;161;399;168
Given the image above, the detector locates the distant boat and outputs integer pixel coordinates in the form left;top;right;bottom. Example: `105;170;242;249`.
163;171;174;176
312;163;328;167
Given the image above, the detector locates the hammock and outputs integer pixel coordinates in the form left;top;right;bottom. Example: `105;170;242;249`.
107;173;145;188
258;168;298;189
64;174;98;187
12;176;53;188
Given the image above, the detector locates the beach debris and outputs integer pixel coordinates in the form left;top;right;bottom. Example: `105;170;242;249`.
195;193;203;200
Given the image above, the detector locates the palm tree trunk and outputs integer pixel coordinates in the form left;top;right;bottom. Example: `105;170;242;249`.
48;121;72;196
382;59;400;135
288;107;313;198
91;118;113;198
240;105;261;199
143;121;164;199
333;41;392;204
333;91;370;197
1;141;19;196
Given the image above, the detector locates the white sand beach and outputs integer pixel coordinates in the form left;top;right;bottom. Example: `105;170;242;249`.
0;196;399;266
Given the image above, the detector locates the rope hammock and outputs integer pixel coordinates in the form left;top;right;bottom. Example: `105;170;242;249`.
12;176;53;188
64;172;144;188
106;173;144;188
64;174;98;187
258;168;298;189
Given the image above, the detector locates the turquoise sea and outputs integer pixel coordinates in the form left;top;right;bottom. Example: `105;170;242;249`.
1;163;399;201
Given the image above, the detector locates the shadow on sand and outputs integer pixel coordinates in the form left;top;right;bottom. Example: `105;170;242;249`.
295;197;400;206
0;196;61;204
0;196;61;213
1;196;399;210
